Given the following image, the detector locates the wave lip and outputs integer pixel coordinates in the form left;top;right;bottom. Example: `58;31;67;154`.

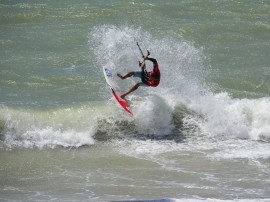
0;105;97;149
2;127;95;149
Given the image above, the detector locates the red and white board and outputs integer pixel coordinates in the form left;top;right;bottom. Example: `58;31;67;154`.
103;67;133;115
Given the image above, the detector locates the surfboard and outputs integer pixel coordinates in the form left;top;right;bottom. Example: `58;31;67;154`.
103;67;133;115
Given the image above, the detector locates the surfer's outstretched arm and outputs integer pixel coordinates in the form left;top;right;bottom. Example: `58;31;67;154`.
144;56;157;65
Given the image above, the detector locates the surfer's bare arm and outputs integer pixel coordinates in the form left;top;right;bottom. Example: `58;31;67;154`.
141;65;146;73
144;56;157;64
139;60;146;71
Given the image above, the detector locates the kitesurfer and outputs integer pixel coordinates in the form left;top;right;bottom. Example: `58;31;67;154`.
117;56;160;99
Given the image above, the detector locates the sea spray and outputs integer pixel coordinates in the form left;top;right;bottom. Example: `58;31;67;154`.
89;25;270;143
133;94;174;136
89;25;206;137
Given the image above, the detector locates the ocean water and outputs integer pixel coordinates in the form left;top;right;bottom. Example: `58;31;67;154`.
0;0;270;201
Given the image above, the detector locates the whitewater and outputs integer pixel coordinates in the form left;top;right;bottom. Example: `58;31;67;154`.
0;1;270;201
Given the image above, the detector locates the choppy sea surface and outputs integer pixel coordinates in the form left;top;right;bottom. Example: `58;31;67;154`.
0;0;270;201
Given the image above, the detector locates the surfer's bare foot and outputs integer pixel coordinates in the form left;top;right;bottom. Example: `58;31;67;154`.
117;73;123;79
120;94;126;99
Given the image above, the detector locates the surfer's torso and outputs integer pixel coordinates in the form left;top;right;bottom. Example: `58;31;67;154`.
142;58;160;87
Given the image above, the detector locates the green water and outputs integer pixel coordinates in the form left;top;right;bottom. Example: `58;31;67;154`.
1;1;269;108
0;1;270;201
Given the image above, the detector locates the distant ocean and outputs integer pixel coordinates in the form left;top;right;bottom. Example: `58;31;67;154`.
1;1;270;201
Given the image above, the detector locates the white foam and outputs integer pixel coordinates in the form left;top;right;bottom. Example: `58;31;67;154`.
209;140;270;160
185;92;270;141
5;127;94;149
0;105;101;149
133;94;175;136
89;25;270;144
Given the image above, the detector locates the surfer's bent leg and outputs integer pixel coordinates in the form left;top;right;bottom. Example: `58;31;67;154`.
117;72;134;80
121;82;140;99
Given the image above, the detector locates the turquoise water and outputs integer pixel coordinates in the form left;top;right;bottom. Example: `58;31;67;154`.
0;1;270;201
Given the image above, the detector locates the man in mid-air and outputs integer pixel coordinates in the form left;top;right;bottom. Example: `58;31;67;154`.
117;56;160;99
